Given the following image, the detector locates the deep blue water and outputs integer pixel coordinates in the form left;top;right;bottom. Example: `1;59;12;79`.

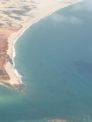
0;2;92;122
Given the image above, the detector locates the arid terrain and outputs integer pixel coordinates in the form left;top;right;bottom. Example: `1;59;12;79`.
0;0;81;89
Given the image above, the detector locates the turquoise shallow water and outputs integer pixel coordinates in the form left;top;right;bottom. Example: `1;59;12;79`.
0;2;92;122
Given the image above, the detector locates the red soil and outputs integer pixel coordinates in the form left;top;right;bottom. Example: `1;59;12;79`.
0;25;22;81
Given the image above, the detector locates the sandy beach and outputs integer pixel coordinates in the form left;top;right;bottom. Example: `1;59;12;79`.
0;0;82;89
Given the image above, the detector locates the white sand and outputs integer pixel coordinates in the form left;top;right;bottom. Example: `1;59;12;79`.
5;0;82;89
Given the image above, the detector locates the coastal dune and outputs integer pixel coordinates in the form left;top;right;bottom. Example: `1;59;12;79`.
0;0;82;89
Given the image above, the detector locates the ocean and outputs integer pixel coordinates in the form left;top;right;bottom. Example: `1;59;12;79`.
0;1;92;122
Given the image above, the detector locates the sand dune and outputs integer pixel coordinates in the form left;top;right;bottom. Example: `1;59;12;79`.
0;0;82;90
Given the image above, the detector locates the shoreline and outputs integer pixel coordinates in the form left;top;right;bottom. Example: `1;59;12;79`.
2;0;82;89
